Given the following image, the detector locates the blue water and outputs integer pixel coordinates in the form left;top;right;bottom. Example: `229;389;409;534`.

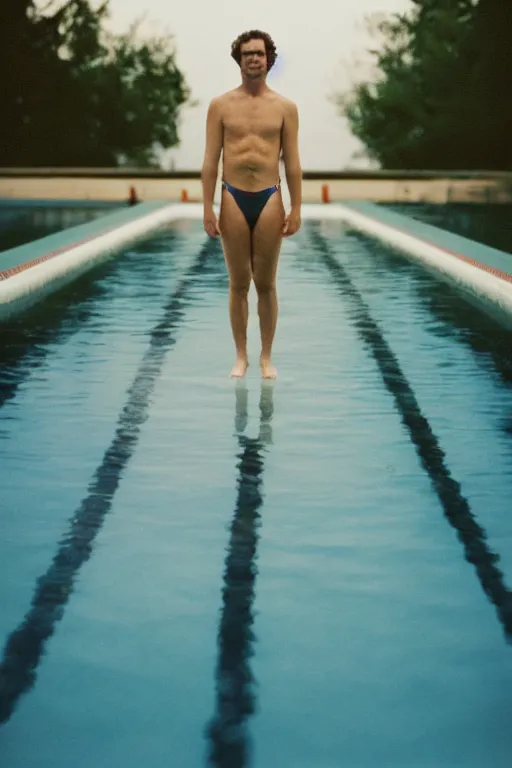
1;217;511;767
0;202;121;252
386;203;512;255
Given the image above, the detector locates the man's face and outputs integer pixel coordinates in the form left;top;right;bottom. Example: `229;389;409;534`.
240;38;267;79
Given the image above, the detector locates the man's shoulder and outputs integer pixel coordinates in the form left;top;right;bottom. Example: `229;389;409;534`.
209;89;239;108
268;90;298;113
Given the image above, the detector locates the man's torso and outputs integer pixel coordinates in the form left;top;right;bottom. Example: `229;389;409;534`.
219;88;286;191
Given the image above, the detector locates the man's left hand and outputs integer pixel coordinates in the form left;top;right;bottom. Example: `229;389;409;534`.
283;209;301;237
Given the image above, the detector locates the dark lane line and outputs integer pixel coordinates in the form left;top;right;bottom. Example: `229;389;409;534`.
309;222;512;644
0;237;222;726
350;230;512;391
348;231;512;448
205;382;274;767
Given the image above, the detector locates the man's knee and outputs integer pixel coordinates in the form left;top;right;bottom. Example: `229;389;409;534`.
253;275;276;296
229;278;251;296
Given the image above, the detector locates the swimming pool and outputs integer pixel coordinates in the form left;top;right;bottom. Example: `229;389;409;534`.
1;216;511;767
0;201;121;253
387;202;512;255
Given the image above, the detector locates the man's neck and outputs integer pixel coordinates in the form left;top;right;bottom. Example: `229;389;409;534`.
240;77;267;97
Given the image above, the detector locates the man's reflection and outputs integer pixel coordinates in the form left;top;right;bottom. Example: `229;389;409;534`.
206;381;274;767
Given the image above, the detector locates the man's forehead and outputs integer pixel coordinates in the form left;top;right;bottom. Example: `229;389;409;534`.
241;39;265;51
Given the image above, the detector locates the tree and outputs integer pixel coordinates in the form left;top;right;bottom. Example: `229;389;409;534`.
335;0;511;170
458;0;512;169
0;1;193;167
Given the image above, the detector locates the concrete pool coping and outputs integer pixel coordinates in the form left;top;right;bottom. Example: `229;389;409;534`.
1;200;511;329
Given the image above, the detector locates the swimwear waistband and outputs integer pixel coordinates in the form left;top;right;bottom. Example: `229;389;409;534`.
222;179;281;192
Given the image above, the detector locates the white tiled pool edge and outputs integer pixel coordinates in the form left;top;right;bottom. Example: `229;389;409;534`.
0;203;197;321
1;201;512;329
308;203;512;330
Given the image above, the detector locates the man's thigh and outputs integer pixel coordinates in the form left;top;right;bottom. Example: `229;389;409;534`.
219;189;252;288
252;191;285;289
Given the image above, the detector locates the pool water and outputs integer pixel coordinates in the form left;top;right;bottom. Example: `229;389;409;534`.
387;202;512;255
0;202;121;253
1;218;511;767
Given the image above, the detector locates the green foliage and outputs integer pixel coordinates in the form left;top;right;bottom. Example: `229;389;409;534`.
336;0;512;169
0;1;192;167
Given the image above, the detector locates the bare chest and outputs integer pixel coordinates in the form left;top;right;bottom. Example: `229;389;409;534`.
223;102;283;142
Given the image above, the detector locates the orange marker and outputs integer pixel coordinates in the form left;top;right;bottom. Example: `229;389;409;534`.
128;186;138;206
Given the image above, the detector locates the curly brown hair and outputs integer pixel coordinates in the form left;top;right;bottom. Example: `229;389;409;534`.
230;30;278;71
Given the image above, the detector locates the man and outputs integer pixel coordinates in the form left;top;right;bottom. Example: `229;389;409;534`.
201;30;302;379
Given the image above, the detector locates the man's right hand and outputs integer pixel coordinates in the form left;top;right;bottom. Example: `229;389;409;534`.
204;210;220;238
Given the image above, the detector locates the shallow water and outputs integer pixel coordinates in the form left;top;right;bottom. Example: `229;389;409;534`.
1;218;511;767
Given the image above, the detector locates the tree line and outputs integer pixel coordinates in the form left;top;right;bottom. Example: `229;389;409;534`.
338;0;512;170
0;1;191;167
2;1;510;170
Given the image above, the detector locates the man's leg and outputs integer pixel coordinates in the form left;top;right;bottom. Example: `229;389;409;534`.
252;191;285;379
219;189;252;377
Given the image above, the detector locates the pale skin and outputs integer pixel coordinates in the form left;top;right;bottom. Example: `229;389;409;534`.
201;35;302;379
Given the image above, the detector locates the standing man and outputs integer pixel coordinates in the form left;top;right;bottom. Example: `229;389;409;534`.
201;30;302;379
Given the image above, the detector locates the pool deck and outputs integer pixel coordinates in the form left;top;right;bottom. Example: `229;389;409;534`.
2;168;512;204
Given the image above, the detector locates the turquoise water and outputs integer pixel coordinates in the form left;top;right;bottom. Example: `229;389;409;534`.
0;202;121;253
1;218;511;767
386;203;512;255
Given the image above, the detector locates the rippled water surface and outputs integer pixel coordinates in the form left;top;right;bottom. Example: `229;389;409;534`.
1;218;512;767
0;203;121;252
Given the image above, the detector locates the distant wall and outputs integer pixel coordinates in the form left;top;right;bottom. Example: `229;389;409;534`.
1;168;511;204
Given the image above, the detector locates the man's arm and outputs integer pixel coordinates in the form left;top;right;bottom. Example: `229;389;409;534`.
201;98;223;213
281;100;302;213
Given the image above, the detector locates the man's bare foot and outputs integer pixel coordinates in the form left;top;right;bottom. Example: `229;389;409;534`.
230;357;249;378
260;357;277;379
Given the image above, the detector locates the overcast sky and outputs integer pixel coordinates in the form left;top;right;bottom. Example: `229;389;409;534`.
103;0;412;170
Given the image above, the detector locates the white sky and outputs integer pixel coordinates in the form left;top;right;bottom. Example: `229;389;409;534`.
91;0;412;169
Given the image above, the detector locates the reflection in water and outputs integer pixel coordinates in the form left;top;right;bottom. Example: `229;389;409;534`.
0;230;182;413
351;232;512;440
387;203;512;256
0;205;117;253
309;223;512;645
0;264;119;412
206;381;273;767
360;233;512;376
0;237;222;727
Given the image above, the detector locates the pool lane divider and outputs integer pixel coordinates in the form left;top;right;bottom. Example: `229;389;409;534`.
0;201;201;322
309;222;512;645
303;201;512;330
0;236;221;727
